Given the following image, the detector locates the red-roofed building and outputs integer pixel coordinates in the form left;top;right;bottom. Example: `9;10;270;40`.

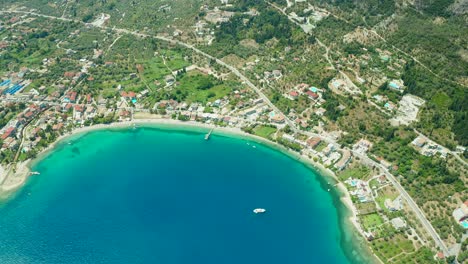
120;110;131;116
1;127;16;140
9;17;19;23
86;94;92;104
52;123;64;131
66;91;77;103
121;91;136;99
158;102;167;109
29;104;39;111
74;105;84;113
64;72;76;78
306;90;319;100
289;91;299;100
306;137;321;149
25;111;34;118
119;110;131;120
64;103;73;112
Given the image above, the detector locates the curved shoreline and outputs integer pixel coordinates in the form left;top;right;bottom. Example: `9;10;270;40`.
0;118;380;263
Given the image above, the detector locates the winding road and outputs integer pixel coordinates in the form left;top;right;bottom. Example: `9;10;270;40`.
0;7;450;256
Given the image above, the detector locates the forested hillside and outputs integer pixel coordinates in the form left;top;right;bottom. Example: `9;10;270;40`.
315;0;468;146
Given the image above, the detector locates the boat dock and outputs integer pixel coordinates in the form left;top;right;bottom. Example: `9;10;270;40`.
205;128;214;140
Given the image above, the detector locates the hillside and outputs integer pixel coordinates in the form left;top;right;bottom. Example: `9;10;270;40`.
0;0;466;263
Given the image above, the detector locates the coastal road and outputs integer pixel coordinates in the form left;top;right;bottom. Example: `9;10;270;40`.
263;1;450;256
351;150;450;255
0;7;450;256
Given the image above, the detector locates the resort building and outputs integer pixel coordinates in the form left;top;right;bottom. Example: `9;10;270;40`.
334;150;351;171
306;137;321;149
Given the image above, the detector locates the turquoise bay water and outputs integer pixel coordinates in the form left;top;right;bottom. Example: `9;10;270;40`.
0;127;369;263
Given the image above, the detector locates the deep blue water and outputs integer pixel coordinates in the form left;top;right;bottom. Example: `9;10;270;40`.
0;127;366;264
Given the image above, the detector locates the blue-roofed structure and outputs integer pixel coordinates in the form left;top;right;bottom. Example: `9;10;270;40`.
2;83;24;95
0;79;11;87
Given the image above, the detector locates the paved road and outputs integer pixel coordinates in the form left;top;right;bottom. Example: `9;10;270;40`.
263;2;450;256
351;151;450;255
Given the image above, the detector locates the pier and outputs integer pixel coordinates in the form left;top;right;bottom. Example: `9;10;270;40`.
205;128;214;140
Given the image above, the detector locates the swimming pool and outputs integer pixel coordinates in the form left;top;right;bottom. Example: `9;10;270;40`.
461;221;468;229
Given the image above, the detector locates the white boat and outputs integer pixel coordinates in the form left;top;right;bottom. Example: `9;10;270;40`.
253;208;266;214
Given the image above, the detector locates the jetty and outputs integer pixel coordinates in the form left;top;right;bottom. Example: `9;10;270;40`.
205;128;214;140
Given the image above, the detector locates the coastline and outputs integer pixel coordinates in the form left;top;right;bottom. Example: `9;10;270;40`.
0;117;380;263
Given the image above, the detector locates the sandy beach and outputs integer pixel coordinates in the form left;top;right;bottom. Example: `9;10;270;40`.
1;117;357;222
0;117;379;262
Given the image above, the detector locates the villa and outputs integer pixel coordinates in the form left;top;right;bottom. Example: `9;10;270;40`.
305;90;319;100
388;79;404;92
288;91;299;100
452;201;468;229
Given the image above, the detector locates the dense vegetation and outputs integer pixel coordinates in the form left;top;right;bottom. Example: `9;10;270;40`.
403;62;468;146
313;0;468;147
215;9;299;46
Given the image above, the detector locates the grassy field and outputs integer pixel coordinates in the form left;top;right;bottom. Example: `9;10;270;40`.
315;141;328;152
177;72;231;103
339;165;371;181
253;125;277;139
360;213;384;231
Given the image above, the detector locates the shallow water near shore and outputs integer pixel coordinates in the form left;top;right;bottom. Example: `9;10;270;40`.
0;126;374;264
